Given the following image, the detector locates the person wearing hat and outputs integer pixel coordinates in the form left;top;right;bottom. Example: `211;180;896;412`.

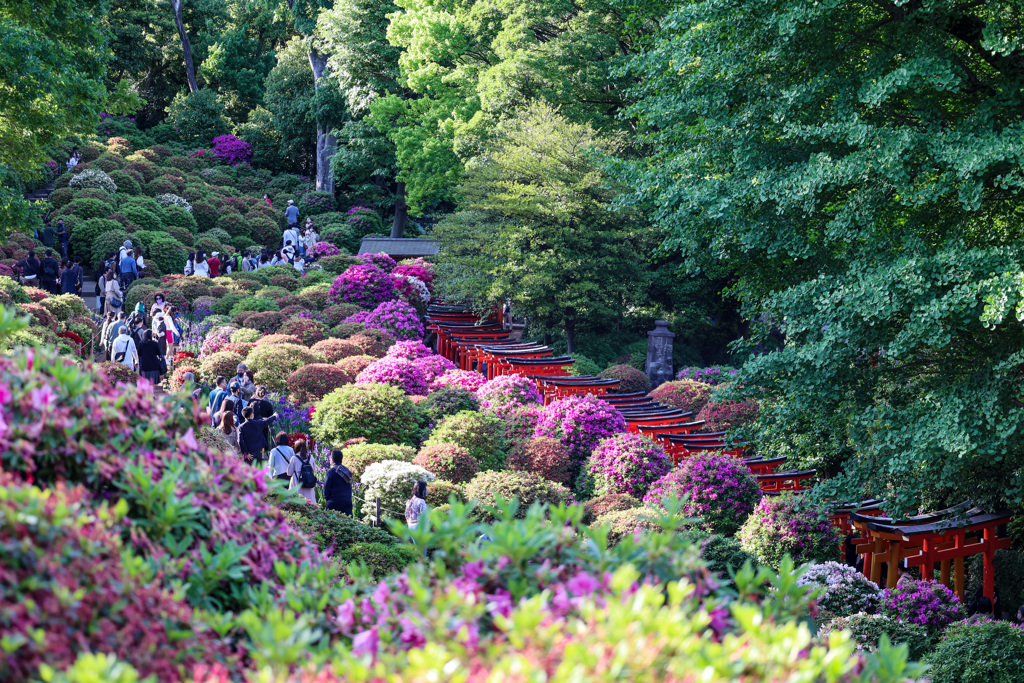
284;199;299;227
119;248;138;290
119;240;132;262
234;363;256;400
207;251;221;277
228;381;246;423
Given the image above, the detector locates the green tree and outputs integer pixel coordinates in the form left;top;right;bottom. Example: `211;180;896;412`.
435;103;652;352
615;0;1024;512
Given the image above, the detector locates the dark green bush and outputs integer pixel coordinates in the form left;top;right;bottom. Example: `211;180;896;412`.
191;201;219;232
107;170;142;196
424;410;506;471
464;470;571;520
338;542;420;579
121;205;165;232
55;198;111;221
927;620;1024;683
311;383;419;447
163;205;197;232
281;500;396;552
216;212;250;238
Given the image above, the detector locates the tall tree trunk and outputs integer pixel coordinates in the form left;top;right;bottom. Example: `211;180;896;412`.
390;181;408;238
307;49;336;195
565;319;577;354
170;0;199;93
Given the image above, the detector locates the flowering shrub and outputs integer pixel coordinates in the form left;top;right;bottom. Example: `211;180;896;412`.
322;303;363;327
587;433;672;500
393;259;435;290
582;493;641;524
277;316;330;346
69;168;117;194
311;383;419;446
595;507;665;545
246;343;324;391
677;365;739;385
253;333;303;347
696;398;760;432
97;360;140;387
464;470;571;520
328;264;396;308
230;328;261;344
57;330;84;356
155;193;192;213
818;613;931;661
476;374;543;417
737;495;840;570
533;394;627;465
210;134;253;165
357;251;397;272
165;362;200;391
337;353;377;378
927;619;1024;682
287;363;353;404
359;460;435;523
349;328;397;357
414;443;479;484
359;299;424;341
342;442;417;479
649;379;713;413
881;579;965;634
430;369;487;393
507;437;573;485
503;404;543;446
173;350;196;363
309;241;342;258
412;353;456;383
357;358;429;395
599;364;652;394
197;351;245;383
797;562;881;622
241;311;286;333
424;410;506;471
298;191;336;216
644;450;760;535
418;387;480;427
386;340;433;361
311;338;362;362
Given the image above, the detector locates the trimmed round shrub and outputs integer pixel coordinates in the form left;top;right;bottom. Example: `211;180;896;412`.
533;394;627;465
464;470;571;519
48;187;74;209
359;460;435;523
164;204;198;232
230;327;262;344
926;619;1024;683
337;354;377;378
97;360;139;387
243;311;286;334
121;204;165;231
599;364;652;394
818;614;931;661
357;357;429;395
412;354;456;385
881;579;965;636
342;442;417;479
198;351;244;383
644;450;760;535
430;369;487;393
414;443;480;484
586;433;672;500
297;286;331;311
287;363;353;404
700;534;757;582
594;508;664;545
425;479;466;507
797;561;882;623
72;187;117;208
107;169;142;195
423;410;506;471
191;200;219;231
123;283;158;312
277;316;330;346
328;263;396;308
323;303;364;327
650;379;714;413
568;354;601;376
311;383;419;447
503;405;543;445
582;493;641;524
311;338;362;363
357;252;397;272
216;212;250;237
476;374;543;417
696;398;760;432
507;437;573;485
68;168;117;194
336;542;420;580
737;495;840;571
298;190;336;216
55;197;111;221
282;501;398;553
331;321;366;339
246;343;324;391
349;328;397;357
418;387;480;427
360;299;424;341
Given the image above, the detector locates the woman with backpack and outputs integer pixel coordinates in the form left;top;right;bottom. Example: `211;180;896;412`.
286;439;317;503
269;432;295;483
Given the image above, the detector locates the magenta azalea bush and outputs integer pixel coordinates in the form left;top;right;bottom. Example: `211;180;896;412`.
737;495;840;571
357;251;397;272
644;451;761;535
386;340;433;361
210;134;252;165
361;299;424;341
477;374;543;418
328;263;396;309
392;273;430;305
533;394;627;464
393;259;435;291
696;398;760;432
586;433;672;499
356;358;429;395
413;353;456;383
881;579;965;634
310;241;342;258
430;369;487;393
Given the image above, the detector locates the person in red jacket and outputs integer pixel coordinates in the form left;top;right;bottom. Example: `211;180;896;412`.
208;252;221;277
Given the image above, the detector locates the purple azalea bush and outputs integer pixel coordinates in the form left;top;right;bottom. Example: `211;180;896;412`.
328;264;396;309
430;369;487;393
586;433;672;499
356;359;429;395
386;340;434;362
736;496;840;571
533;395;627;464
881;579;965;633
477;374;543;418
413;354;457;384
210;135;253;165
644;451;761;535
357;251;397;272
309;241;342;258
360;300;424;341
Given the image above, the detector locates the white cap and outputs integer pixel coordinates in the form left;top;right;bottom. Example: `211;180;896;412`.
211;252;219;257
287;199;294;204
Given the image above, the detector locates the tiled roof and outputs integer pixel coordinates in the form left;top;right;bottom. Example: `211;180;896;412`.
358;238;440;257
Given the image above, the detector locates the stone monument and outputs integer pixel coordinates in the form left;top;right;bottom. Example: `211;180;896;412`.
645;320;675;388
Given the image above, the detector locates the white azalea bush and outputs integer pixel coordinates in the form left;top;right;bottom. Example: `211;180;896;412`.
155;193;192;213
69;169;117;195
359;460;435;524
797;561;881;622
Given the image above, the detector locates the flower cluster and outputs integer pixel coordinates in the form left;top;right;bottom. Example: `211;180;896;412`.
356;358;429;395
413;443;480;484
268;392;312;434
649;379;713;413
393;258;435;290
736;496;840;570
430;369;487;393
645;450;760;535
173;351;196;364
392;273;430;305
696;399;760;432
881;579;965;633
587;433;672;499
359;460;435;522
56;330;84;356
357;251;397;272
328;264;396;309
477;374;543;418
155;193;193;213
797;562;881;621
412;354;456;383
386;340;434;362
309;241;342;258
210;134;253;165
533;395;627;464
69;168;117;194
360;300;424;341
676;366;739;385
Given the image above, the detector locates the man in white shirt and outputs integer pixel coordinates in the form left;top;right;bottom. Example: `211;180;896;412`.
111;325;139;370
283;225;300;251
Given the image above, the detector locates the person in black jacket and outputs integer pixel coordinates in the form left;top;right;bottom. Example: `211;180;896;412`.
39;249;60;294
322;449;353;516
59;259;79;295
237;405;278;465
137;330;163;384
17;250;40;286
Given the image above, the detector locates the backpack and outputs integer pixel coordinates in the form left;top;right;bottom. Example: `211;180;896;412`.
299;456;317;489
42;259;58;278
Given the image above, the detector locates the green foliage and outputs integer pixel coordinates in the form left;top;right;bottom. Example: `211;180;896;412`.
163;205;197;232
424;410;506;471
141;234;188;276
167;89;230;146
819;614;932;662
337;542;419;580
310;383;419;447
282;500;397;551
0;188;42;243
463;470;571;520
342;442;416;479
927;620;1024;683
120;204;164;232
56;198;111;222
737;496;839;571
699;534;756;583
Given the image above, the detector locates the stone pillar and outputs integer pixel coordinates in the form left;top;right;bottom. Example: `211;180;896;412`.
645;320;675;388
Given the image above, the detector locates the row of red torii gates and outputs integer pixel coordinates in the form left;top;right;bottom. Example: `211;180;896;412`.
426;303;1012;604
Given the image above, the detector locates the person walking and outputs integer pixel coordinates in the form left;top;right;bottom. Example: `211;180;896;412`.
237;405;278;465
110;325;139;370
184;252;196;276
119;249;138;290
405;481;428;530
208;377;229;424
104;269;123;314
268;432;295;483
286;439;317;503
57;220;69;259
284;199;299;227
39;250;60;294
104;312;126;358
323;449;354;515
135;248;146;279
99;312;116;358
193;252;211;277
137;330;163;384
164;306;180;361
16;250;40;286
72;257;83;296
303;223;319;254
41;222;56;249
59;259;79;295
217;409;241;454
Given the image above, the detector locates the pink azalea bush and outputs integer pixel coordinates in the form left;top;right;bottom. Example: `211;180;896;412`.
310;241;342;258
328;263;396;309
392;273;430;305
477;374;543;418
736;495;840;570
357;251;397;272
413;354;456;383
386;340;433;361
533;394;627;464
357;358;429;395
644;450;761;535
586;433;672;499
430;369;487;393
696;398;760;432
881;579;965;634
393;258;435;291
360;300;424;341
